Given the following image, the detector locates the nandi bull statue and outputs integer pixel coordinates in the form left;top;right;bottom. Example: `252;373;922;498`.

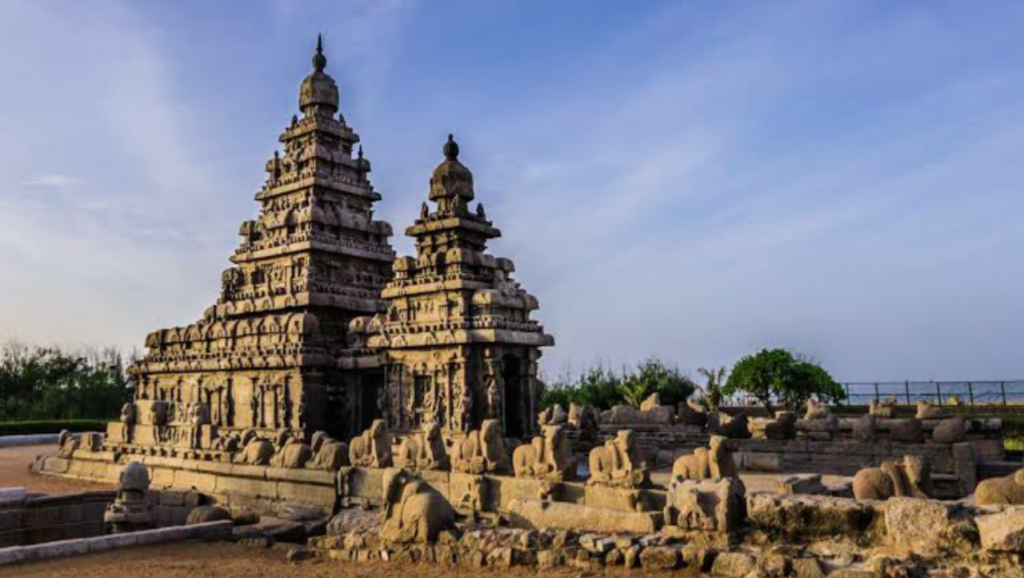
853;454;932;501
451;419;509;474
587;429;648;488
394;422;449;471
380;469;456;543
669;435;738;483
349;419;393;468
512;424;576;481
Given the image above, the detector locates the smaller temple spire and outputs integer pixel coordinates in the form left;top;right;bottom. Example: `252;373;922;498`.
312;34;327;72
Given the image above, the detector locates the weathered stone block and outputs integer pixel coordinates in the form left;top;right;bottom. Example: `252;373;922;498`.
506;499;661;534
976;506;1024;552
884;497;951;555
639;545;678;570
773;474;827;495
747;492;872;540
711;551;755;577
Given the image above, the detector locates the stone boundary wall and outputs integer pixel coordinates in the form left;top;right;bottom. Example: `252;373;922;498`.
35;451;664;520
0;434;59;448
0;520;232;567
0;489;114;548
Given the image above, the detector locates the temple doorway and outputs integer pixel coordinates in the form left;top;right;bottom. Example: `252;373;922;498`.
502;355;524;439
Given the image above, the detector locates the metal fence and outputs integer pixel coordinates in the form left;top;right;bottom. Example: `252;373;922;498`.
838;381;1024;406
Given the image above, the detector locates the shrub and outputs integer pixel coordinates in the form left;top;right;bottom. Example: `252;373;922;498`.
0;419;112;436
541;358;695;410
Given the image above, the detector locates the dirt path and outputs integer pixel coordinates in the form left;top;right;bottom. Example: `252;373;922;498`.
0;542;650;578
0;445;113;494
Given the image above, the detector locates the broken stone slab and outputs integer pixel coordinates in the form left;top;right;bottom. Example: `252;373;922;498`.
639;545;679;570
747;492;873;541
506;499;662;534
976;505;1024;553
772;474;827;495
711;551;756;577
884;497;951;556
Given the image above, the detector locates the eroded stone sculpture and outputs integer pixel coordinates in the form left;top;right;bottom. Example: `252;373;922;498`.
805;399;831;420
853;455;932;501
933;415;967;444
975;469;1024;506
670;435;737;482
307;431;350;470
512;424;575;481
711;412;750;439
234;430;274;465
869;398;896;418
380;469;455;543
394;422;449;470
587;430;648;488
269;431;314;468
57;430;78;458
104;462;154;533
451;419;509;474
349;419;392;468
916;399;945;419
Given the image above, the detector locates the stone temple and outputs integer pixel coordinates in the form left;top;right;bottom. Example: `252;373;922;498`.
114;37;552;452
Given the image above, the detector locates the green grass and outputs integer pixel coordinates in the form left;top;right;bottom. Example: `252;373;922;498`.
0;419;112;437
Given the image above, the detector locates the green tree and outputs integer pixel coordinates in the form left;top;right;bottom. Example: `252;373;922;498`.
723;348;844;414
696;366;727;411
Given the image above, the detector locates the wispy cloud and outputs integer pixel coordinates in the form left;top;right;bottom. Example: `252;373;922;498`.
22;174;83;189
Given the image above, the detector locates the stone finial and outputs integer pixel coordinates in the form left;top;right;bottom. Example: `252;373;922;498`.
313;33;327;71
443;133;459;160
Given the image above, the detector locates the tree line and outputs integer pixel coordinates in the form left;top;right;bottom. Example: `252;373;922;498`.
0;340;133;421
541;348;845;413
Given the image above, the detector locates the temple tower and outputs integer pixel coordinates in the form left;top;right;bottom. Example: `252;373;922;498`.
356;135;554;440
122;37;395;447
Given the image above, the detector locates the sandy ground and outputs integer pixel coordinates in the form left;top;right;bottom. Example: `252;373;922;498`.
0;444;113;494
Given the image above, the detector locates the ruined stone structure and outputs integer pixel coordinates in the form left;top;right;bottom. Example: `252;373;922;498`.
355;135;553;438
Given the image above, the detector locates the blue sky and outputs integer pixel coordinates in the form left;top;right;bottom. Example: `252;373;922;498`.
1;0;1023;382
